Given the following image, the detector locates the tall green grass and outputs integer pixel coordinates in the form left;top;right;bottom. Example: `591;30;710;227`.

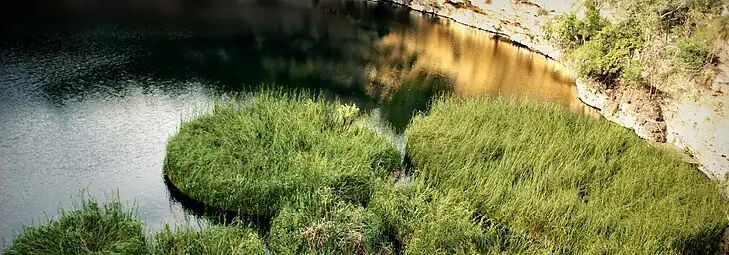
148;224;265;255
164;91;400;217
405;97;729;254
268;186;393;255
3;196;267;255
4;196;145;255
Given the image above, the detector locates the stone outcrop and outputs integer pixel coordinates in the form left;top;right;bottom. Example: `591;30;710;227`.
576;79;667;142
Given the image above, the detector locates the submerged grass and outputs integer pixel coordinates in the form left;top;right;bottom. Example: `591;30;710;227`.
4;195;145;255
148;224;265;255
406;97;729;254
164;91;400;217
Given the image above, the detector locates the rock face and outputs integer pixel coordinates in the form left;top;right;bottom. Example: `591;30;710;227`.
370;0;565;59
664;94;729;181
576;79;667;143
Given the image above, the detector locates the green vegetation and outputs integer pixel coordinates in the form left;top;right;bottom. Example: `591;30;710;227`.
4;196;145;255
269;187;392;254
164;92;400;217
10;95;727;254
675;29;717;73
149;225;265;255
336;103;361;125
545;0;725;90
369;182;543;254
406;97;729;254
5;196;267;254
545;5;644;86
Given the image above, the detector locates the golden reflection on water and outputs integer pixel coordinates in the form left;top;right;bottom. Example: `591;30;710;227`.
366;15;597;116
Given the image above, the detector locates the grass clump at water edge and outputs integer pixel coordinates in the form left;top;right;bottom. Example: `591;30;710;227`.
268;186;393;255
405;97;729;254
148;224;265;255
163;91;400;217
4;194;145;255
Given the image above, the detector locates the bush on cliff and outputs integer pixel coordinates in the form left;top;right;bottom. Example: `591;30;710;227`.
546;6;644;86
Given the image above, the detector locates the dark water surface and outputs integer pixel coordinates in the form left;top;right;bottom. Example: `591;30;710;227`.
0;0;589;244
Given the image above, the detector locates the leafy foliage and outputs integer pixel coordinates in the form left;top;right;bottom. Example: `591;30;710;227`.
548;0;724;89
675;29;717;73
544;5;609;51
546;7;644;86
336;103;361;125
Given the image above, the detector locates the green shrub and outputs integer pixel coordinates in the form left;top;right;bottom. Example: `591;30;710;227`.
537;8;550;16
675;30;716;73
546;7;643;85
619;60;648;87
406;97;729;254
571;21;644;84
164;91;400;217
268;187;393;255
544;5;609;50
596;0;723;30
4;196;145;255
148;225;265;255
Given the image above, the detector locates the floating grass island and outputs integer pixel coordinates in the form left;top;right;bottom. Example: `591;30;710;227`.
163;92;401;218
6;93;728;254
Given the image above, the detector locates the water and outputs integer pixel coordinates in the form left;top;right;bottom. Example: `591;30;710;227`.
0;0;590;245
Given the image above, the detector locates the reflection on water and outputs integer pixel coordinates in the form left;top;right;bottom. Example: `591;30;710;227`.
366;16;593;116
0;0;592;245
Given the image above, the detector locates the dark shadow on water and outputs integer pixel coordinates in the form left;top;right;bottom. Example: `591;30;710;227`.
16;0;449;132
163;175;272;234
381;71;454;133
24;1;420;113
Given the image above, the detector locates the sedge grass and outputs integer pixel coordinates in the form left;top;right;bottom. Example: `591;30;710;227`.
3;195;145;255
268;187;393;255
163;91;400;217
405;97;729;254
148;224;265;255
